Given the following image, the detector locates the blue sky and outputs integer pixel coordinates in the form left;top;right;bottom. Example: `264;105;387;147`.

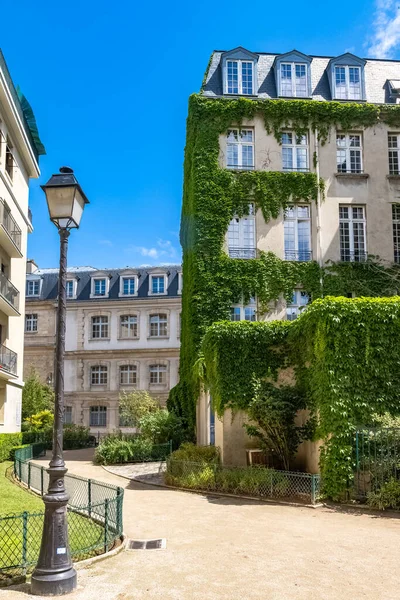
1;0;399;269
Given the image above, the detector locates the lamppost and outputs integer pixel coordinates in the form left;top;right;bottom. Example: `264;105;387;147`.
31;167;89;596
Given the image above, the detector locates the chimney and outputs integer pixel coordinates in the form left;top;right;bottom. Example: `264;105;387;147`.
26;259;38;274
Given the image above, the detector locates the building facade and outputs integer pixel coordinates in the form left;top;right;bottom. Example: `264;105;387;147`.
175;47;400;466
24;263;181;434
0;51;43;432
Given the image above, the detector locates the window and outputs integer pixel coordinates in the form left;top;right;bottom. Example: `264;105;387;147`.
334;66;361;100
231;297;256;321
339;205;367;262
284;205;312;261
25;313;38;332
227;204;256;259
282;132;309;172
5;137;14;180
280;63;308;97
149;314;168;337
90;365;108;385
64;406;73;424
388;134;400;175
150;275;165;294
90;406;107;427
120;315;138;338
26;280;40;296
66;280;75;299
93;278;107;296
120;365;137;386
336;133;363;174
226;129;254;170
178;272;183;295
226;60;254;95
149;365;167;385
392;204;400;264
286;291;309;321
122;277;136;296
91;316;109;339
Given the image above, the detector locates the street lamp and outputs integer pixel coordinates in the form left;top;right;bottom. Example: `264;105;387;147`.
31;167;89;596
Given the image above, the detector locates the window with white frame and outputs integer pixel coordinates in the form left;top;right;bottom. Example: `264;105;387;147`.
5;136;14;181
287;290;309;321
120;365;137;386
26;280;40;296
226;129;254;170
90;365;108;386
149;364;167;385
231;297;256;321
339;205;367;262
392;204;400;264
336;133;363;173
282;132;309;171
90;406;107;427
227;204;256;259
178;272;183;295
150;275;166;294
388;134;400;175
92;278;107;297
25;313;38;332
91;316;109;339
120;315;138;338
64;406;73;424
66;280;75;299
121;277;136;296
226;60;254;95
280;63;308;97
284;205;312;261
334;66;362;100
149;314;168;337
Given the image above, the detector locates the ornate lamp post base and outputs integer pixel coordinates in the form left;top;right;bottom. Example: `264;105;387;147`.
31;566;77;596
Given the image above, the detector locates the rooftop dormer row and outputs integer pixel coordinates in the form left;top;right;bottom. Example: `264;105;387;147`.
203;47;400;104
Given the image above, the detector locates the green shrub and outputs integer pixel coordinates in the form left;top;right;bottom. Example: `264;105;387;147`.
21;423;92;450
0;433;22;462
9;444;31;461
169;443;220;464
95;436;155;465
139;410;185;449
367;479;400;510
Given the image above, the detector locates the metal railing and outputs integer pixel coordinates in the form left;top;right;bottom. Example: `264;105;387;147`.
226;164;255;171
284;250;313;261
340;251;368;263
165;459;320;504
228;247;257;259
0;199;21;251
0;344;17;375
0;271;19;312
0;445;124;581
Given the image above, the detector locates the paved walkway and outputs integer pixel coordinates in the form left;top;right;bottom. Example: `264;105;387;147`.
103;460;165;485
3;448;400;600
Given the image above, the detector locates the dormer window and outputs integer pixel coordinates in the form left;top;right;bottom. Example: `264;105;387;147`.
119;275;138;297
90;275;110;298
66;280;77;299
26;279;40;297
148;273;167;296
335;66;361;100
226;60;254;95
280;63;308;97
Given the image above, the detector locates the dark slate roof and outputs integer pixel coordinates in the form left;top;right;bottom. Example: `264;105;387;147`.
203;50;400;103
26;265;182;302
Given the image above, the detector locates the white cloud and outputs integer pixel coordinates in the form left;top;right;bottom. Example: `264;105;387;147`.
99;239;113;247
126;238;179;261
366;0;400;58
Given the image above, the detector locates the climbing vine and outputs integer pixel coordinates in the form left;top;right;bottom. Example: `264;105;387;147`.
168;93;400;437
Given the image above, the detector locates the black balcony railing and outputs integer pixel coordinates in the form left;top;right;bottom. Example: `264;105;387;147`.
0;344;17;375
228;247;257;259
340;251;368;263
0;199;22;251
282;167;310;173
284;250;313;262
337;169;364;175
0;271;19;311
226;164;255;171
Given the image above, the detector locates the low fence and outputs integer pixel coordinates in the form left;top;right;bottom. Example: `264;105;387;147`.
165;459;320;505
0;446;124;583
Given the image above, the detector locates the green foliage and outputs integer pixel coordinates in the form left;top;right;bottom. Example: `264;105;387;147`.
138;410;185;449
95;435;161;465
367;479;400;510
22;369;54;421
0;433;22;462
24;410;54;432
244;383;312;470
169;442;220;464
118;389;159;427
21;424;93;450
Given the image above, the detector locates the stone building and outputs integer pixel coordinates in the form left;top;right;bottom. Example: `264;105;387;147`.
0;51;44;432
24;263;181;434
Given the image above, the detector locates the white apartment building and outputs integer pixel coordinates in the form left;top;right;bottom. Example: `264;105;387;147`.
24;264;181;434
0;51;43;432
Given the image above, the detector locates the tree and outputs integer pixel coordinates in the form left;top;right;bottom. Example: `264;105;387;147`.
118;390;159;427
25;409;54;431
244;383;313;471
139;410;185;448
22;369;54;421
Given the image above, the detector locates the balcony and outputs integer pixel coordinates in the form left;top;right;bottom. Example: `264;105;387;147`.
226;164;255;171
0;344;17;378
0;199;22;257
0;272;19;316
340;251;368;263
228;247;257;259
284;250;313;262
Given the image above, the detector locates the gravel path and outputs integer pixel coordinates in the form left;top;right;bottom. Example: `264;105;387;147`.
3;448;400;600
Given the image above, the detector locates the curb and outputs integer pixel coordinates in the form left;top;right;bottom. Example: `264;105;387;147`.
76;534;128;570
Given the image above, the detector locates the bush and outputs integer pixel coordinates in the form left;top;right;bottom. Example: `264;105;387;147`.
169;443;220;464
0;433;22;462
9;444;31;461
367;479;400;510
95;436;155;465
21;423;92;450
24;410;54;431
139;410;185;449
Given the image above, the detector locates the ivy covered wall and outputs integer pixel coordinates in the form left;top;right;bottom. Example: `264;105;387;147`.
168;93;400;437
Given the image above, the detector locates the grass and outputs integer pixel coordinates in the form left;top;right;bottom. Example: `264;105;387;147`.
0;462;43;515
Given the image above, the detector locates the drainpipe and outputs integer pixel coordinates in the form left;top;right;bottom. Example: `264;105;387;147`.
314;127;324;296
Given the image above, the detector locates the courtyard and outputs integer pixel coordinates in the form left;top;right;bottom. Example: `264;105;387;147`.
1;448;399;600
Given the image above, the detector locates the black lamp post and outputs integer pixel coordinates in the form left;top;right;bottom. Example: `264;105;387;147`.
31;167;89;596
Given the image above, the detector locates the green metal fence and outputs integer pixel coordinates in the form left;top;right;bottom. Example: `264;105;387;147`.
354;428;400;498
165;459;320;504
0;446;124;583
